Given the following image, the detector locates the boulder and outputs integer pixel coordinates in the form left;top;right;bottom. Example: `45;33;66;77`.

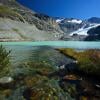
0;77;14;88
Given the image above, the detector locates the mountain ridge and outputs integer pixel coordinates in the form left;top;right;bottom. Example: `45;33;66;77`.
0;0;100;41
56;17;100;41
0;0;64;41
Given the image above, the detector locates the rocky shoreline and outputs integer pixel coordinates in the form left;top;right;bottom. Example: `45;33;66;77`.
0;46;100;100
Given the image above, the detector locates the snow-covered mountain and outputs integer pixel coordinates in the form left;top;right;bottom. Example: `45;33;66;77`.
85;25;100;41
57;17;100;41
70;23;100;36
0;0;100;41
56;18;83;34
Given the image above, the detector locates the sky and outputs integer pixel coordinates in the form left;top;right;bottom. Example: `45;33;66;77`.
17;0;100;19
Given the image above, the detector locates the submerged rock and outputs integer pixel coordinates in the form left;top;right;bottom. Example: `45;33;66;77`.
0;77;13;84
0;77;14;89
63;75;79;80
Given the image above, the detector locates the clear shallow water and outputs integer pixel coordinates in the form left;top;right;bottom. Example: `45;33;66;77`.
0;41;100;66
0;41;100;99
0;41;100;49
3;45;73;67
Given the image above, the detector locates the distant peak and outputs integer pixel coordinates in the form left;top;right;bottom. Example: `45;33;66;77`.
88;17;100;23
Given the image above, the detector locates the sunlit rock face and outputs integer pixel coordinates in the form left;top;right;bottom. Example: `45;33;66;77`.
0;0;63;41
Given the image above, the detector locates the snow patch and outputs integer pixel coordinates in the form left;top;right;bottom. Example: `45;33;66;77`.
70;24;100;36
56;18;65;23
68;19;82;24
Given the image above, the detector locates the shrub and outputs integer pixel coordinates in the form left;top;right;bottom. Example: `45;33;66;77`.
58;48;100;76
0;45;11;77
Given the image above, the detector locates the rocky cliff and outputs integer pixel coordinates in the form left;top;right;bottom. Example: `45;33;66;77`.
0;0;63;41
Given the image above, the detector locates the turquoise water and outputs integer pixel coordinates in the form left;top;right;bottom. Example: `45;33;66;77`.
0;41;100;66
0;41;99;99
0;41;100;49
